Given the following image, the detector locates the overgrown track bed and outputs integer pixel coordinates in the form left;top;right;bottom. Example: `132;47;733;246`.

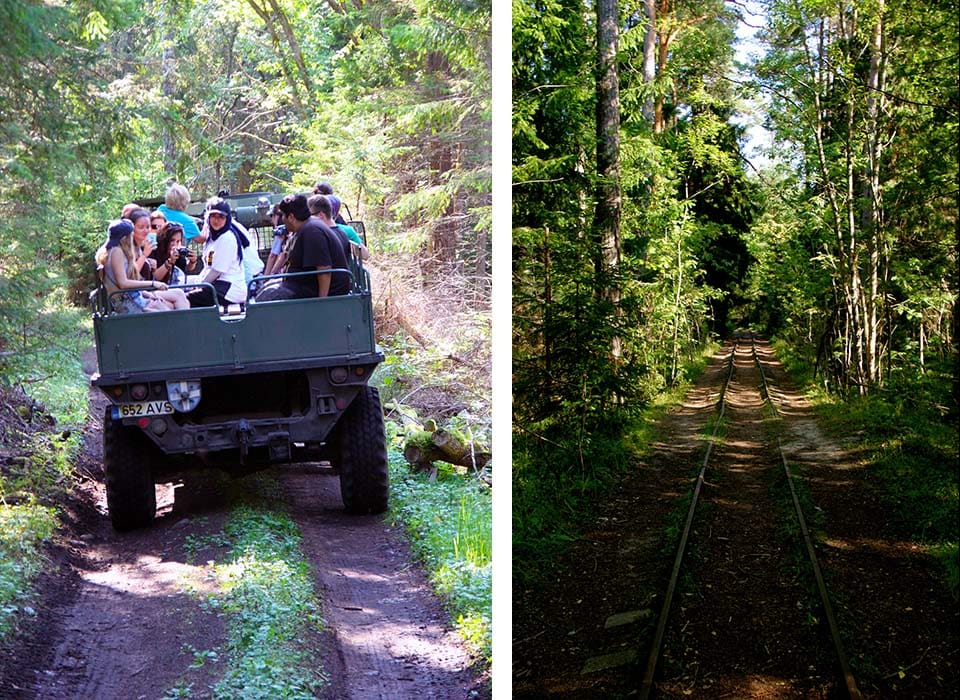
512;338;957;699
643;335;857;698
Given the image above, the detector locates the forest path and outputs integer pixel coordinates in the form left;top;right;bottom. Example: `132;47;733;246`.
0;349;483;699
513;338;957;699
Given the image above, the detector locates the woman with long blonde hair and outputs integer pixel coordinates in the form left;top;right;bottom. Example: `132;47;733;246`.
100;219;188;313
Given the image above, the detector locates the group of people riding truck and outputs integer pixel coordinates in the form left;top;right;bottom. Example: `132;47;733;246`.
97;182;370;315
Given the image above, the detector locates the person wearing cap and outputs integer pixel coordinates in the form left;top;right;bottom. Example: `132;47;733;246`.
256;194;350;301
311;181;347;224
187;198;250;308
99;219;189;313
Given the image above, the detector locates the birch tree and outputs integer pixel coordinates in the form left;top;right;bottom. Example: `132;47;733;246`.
757;0;957;393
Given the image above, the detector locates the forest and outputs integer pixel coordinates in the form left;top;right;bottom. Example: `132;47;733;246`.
0;0;492;461
513;0;957;582
0;0;492;692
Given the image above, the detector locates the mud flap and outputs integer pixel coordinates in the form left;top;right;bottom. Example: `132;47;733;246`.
268;431;292;462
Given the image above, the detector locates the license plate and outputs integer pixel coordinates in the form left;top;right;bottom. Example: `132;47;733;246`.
113;400;174;419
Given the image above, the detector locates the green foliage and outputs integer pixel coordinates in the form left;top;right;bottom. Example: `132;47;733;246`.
0;294;90;642
513;0;756;585
291;0;491;281
752;0;958;394
513;347;713;587
0;505;57;637
388;452;492;659
791;350;959;596
512;420;628;585
375;326;491;461
204;500;327;700
1;299;91;427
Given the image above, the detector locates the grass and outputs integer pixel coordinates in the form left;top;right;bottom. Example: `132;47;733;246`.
513;342;719;588
0;504;57;636
2;301;91;428
386;451;492;660
374;327;493;662
173;479;327;700
0;292;90;639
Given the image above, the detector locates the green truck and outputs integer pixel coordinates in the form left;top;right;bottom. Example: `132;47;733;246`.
90;193;387;530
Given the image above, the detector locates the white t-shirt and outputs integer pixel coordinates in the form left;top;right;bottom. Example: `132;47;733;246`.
202;230;247;303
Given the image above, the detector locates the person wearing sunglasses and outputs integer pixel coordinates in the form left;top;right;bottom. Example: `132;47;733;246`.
149;210;167;233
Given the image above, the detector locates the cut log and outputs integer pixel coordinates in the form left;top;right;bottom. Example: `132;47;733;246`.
402;428;491;474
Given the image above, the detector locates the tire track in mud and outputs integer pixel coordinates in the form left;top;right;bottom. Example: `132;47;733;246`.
276;466;483;700
16;483;231;700
2;354;485;699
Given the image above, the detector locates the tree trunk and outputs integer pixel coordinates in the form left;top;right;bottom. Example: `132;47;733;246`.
245;0;306;112
403;429;491;473
595;0;622;359
641;0;656;123
160;2;176;174
654;30;671;134
861;1;886;385
423;50;459;274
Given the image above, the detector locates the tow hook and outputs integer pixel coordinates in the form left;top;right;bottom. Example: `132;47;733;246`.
237;419;253;464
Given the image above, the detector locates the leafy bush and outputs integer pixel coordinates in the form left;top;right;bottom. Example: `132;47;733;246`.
782;341;959;597
512;346;714;588
0;505;57;636
0;299;89;641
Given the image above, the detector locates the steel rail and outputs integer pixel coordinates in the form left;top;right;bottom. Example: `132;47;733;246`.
639;341;739;700
750;336;862;700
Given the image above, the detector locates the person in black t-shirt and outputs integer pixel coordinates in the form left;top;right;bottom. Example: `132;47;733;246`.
256;194;349;301
307;194;351;257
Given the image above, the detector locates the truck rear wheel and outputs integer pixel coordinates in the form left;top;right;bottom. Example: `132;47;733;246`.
103;407;156;531
336;386;389;514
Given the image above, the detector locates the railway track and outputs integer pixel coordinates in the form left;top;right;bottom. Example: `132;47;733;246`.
639;334;861;699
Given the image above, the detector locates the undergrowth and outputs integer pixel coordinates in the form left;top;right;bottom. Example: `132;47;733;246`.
773;339;959;598
513;344;718;588
386;450;492;661
209;500;325;699
375;327;493;662
175;478;326;700
0;291;89;639
0;504;57;637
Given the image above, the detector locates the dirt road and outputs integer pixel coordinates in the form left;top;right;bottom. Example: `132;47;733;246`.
0;372;484;699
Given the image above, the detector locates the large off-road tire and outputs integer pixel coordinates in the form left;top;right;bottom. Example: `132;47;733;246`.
103;407;157;531
335;386;389;514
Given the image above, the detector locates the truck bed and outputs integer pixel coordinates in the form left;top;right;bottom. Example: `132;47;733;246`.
92;292;379;382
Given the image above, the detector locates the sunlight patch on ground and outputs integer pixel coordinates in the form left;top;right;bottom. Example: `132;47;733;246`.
824;537;928;557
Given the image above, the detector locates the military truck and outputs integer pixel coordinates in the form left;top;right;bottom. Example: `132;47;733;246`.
90;193;386;530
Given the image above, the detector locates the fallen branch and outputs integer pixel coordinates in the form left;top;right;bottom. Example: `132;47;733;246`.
403;427;491;481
